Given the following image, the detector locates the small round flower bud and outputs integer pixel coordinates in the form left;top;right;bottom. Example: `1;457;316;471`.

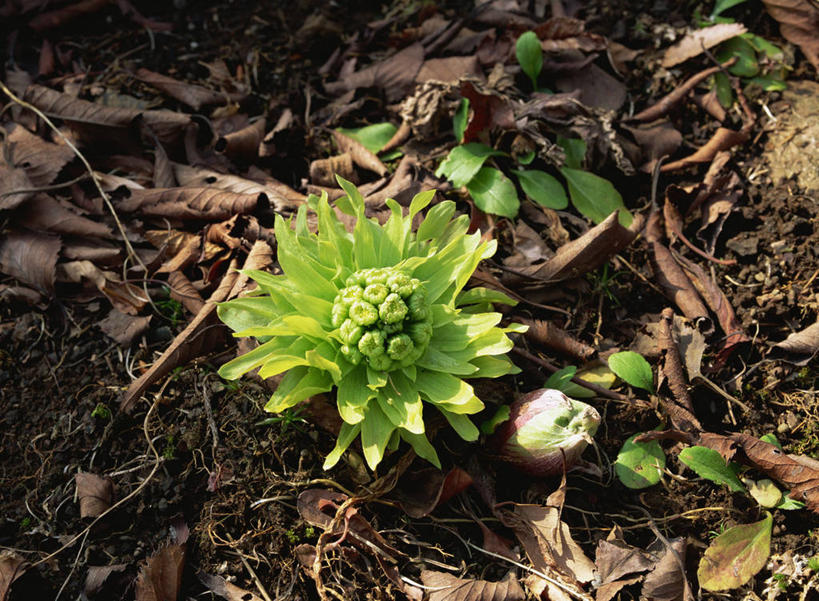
340;319;363;345
386;334;414;360
363;283;389;305
349;300;379;326
358;330;385;357
379;293;408;324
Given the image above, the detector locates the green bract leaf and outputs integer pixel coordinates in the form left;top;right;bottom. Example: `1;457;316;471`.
759;433;782;449
217;182;523;471
435;143;506;188
615;433;665;489
513;169;568;209
516;31;542;89
607;351;653;392
697;513;772;591
466;167;519;218
336;122;398;154
679;446;746;492
560;167;632;226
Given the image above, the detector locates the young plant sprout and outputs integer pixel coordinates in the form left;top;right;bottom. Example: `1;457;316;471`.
217;177;525;471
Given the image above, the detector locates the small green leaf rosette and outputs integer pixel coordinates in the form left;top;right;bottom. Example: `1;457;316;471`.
217;177;526;471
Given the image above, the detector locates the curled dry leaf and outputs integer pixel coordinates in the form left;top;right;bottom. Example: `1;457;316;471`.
762;0;819;70
420;570;525;601
625;120;683;172
521;319;596;361
216;118;266;164
332;129;388;176
641;538;692;601
62;239;121;266
0;551;28;601
657;308;703;434
135;68;227;110
75;472;114;518
535;17;607;52
167;270;205;315
460;81;515;144
310;153;358;187
7;123;75;187
0;163;35;211
115;187;262;221
14;194;114;239
24;85;190;146
661;23;747;68
773;321;819;358
59;260;148;315
555;64;626;111
594;526;654;601
0;230;61;295
661;128;749;172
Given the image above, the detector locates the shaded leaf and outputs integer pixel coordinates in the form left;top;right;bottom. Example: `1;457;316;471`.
0;230;60;295
116;187;262;221
332;129;388;176
774;321;819;357
197;572;264;601
761;0;819;70
135;544;186;601
135;67;228;110
336;123;398;154
84;565;127;598
420;570;525;601
697;513;772;591
560;167;631;227
516;31;542;88
325;43;424;102
98;311;152;347
14;194;114;239
641;538;693;601
615;433;665;489
393;467;473;518
216;118;266;164
7;123;75;187
0;163;35;211
0;552;28;601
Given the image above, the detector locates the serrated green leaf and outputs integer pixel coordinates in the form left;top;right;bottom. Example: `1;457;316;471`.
516;31;542;88
615;433;666;489
608;351;653;392
557;137;586;170
466;167;519;218
679;446;746;492
336;122;398;154
698;513;772;591
560;167;632;226
453;98;470;143
435;143;506;188
513;169;568;209
544;365;578;392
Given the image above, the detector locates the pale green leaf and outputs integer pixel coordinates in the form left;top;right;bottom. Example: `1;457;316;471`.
698;513;772;591
337;364;372;424
615;433;666;489
513;169;568;209
265;367;333;413
323;422;361;469
361;401;396;470
415;346;479;375
544;365;577;392
608;351;653;392
559;364;616;398
217;296;279;334
466;167;519;218
435;143;506;188
679;446;746;492
219;337;294;380
560;167;632;227
416;201;457;243
408;189;436;221
416;370;484;414
469;355;521;378
744;478;783;508
456;286;517;307
376;372;425;434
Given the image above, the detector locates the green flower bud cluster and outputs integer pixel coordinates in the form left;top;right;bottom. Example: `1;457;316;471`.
332;267;432;371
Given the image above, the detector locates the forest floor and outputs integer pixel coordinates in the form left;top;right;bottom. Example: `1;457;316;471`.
1;1;818;600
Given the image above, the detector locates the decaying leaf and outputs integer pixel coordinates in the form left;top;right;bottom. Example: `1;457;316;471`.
697;512;772;591
773;321;819;359
420;570;525;601
332;129;388;176
13;194;114;239
135;544;186;601
135;68;228;110
116;187;263;221
393;467;473;518
661;23;747;68
521;319;596;361
58;260;149;315
84;564;127;598
6;123;75;187
641;538;692;601
324;42;425;101
0;162;35;211
75;472;114;518
216;118;266;164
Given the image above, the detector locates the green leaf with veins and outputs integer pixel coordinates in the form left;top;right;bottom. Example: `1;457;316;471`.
608;351;653;392
615;433;665;489
679;446;745;492
557;137;586;170
336;122;398;154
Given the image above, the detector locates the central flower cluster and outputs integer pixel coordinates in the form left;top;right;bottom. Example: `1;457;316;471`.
332;267;432;372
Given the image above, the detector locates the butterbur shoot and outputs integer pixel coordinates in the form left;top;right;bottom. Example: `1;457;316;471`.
217;177;525;471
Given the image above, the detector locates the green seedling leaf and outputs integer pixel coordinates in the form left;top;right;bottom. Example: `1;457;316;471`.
608;351;653;392
560;167;632;227
744;478;783;508
560;364;616;398
436;143;506;188
544;365;577;392
697;512;773;591
716;37;760;78
711;0;748;17
453;98;470;143
466;167;519;218
679;446;746;492
480;404;511;435
516;31;542;89
615;433;666;489
557;137;586;170
776;494;806;510
513;169;568;209
336;122;398;154
759;433;782;449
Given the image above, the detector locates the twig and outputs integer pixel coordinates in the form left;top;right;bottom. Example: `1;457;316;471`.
0;173;90;199
512;347;631;402
234;550;274;601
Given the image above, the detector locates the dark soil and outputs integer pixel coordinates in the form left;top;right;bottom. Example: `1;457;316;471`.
1;1;817;600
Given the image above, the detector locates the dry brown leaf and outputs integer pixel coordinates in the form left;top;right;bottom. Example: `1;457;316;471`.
325;42;425;101
657;308;704;433
420;570;525;601
460;81;515;144
135;544;186;601
216;118;266;164
661;23;747;68
0;284;43;306
116;187;261;221
393;467;473;518
762;0;819;70
24;84;190;146
416;56;484;84
0;551;28;601
0;163;34;211
167;270;205;315
535;17;608;52
6;123;75;187
661;128;749;172
98;311;152;346
28;0;109;30
332;129;388;176
84;564;127;598
310;153;358;186
135;67;227;110
641;538;692;601
625;121;683;172
58;260;148;315
62;238;121;266
75;472;114;518
121;240;272;412
145;229;203;274
555;64;626;111
521;319;595;361
593;526;654;601
0;230;61;295
14;194;114;239
774;321;819;357
197;572;264;601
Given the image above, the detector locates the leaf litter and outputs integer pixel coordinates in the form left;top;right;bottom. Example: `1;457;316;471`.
0;1;818;600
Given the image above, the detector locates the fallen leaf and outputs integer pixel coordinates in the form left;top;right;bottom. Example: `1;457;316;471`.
0;163;35;211
115;187;262;221
0;551;28;601
58;260;149;315
84;564;127;598
535;17;608;52
28;0;109;30
774;321;819;357
98;311;152;347
460;81;515;144
419;570;525;601
745;478;784;508
641;538;692;601
135;67;228;110
135;543;186;601
416;56;484;84
661;23;748;68
614;433;665;489
393;467;473;518
325;43;425;102
6;123;75;187
62;238;121;266
0;230;61;295
555;64;626;111
216;118;266;164
197;572;264;601
521;319;595;361
13;194;114;239
661;128;749;172
167;270;205;315
332;129;388;176
697;512;772;591
75;472;114;518
761;0;819;70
